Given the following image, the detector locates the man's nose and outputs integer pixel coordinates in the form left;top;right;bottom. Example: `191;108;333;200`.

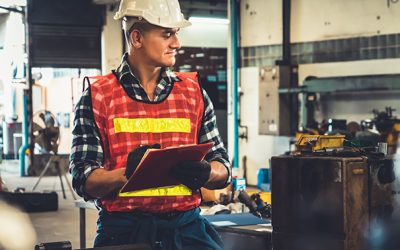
171;35;181;49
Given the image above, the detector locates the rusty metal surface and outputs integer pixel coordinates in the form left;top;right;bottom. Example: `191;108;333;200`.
271;155;372;250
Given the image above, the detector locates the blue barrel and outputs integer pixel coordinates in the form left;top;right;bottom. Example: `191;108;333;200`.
257;168;270;191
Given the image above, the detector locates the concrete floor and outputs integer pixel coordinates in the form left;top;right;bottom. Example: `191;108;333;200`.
0;160;98;249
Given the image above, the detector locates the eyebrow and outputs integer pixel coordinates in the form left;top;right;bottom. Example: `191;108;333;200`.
163;28;180;33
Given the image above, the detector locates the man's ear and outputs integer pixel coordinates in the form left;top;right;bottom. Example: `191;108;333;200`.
130;30;142;49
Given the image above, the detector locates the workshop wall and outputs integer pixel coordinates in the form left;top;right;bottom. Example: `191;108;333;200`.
292;0;400;43
179;20;228;48
239;67;291;185
241;0;400;46
232;0;400;185
101;6;123;73
241;0;400;67
0;11;25;121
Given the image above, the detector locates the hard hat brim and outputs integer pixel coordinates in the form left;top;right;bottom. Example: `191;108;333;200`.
154;19;192;29
116;15;192;29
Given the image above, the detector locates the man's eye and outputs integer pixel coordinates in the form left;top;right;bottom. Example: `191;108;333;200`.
164;32;178;38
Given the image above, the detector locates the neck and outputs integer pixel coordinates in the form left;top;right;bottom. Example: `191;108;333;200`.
128;55;161;101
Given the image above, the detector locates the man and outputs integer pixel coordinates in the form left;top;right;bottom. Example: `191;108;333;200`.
69;0;231;249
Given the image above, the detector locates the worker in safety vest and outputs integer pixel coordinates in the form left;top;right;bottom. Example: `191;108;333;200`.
69;0;231;249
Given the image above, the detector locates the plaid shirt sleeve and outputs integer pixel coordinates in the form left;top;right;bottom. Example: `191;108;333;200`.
69;89;104;201
200;89;232;186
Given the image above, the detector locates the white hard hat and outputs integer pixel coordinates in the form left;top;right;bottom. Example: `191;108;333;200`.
114;0;191;29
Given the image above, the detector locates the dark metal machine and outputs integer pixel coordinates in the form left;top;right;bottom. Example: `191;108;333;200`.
271;152;400;250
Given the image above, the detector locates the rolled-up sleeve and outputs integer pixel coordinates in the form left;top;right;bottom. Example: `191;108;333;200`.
199;89;232;186
69;89;104;201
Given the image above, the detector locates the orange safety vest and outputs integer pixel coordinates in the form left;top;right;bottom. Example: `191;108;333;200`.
90;72;204;213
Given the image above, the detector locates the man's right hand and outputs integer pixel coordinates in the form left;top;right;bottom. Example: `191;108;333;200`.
125;144;161;179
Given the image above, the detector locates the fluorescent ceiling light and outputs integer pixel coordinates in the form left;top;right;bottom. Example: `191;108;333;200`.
188;17;229;25
1;0;26;7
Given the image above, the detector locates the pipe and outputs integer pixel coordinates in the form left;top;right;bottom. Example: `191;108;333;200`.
12;87;17;119
25;2;34;167
282;0;291;64
230;0;239;168
282;0;299;134
19;3;33;176
19;91;29;176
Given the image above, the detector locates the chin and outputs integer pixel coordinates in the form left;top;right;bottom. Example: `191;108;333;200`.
163;60;176;67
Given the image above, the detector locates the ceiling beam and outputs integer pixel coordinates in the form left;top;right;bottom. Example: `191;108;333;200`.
180;1;227;12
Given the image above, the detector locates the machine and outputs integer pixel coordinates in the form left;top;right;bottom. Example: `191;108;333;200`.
369;107;400;154
29;110;75;199
271;136;400;250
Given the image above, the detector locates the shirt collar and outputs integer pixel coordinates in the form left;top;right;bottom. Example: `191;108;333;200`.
115;53;181;88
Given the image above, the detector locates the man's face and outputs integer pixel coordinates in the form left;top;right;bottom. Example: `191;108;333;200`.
140;26;181;67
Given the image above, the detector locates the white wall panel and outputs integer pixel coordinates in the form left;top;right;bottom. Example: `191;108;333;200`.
179;21;228;48
237;67;290;185
102;7;123;73
240;0;400;46
40;75;73;154
240;0;282;47
292;0;400;42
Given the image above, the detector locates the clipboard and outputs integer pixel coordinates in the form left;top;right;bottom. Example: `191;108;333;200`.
120;142;214;193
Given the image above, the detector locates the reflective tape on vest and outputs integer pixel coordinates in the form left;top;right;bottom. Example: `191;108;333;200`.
118;184;193;197
113;118;191;133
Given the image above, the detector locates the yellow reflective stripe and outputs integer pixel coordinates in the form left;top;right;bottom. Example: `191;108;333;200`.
118;184;192;197
113;118;191;133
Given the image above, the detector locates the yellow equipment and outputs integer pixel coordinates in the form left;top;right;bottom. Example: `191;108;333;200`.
295;134;345;152
386;123;400;154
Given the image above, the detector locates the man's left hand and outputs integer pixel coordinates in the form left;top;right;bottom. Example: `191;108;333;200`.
171;160;211;190
125;143;161;179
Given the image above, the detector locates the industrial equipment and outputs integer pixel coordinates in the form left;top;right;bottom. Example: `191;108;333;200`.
271;148;399;250
31;110;60;154
370;107;400;154
30;110;75;199
236;190;272;219
259;65;298;136
295;134;345;153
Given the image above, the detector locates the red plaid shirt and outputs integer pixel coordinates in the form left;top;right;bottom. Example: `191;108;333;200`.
90;72;204;213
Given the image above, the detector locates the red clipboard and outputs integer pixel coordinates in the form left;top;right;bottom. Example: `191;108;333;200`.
120;142;214;193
